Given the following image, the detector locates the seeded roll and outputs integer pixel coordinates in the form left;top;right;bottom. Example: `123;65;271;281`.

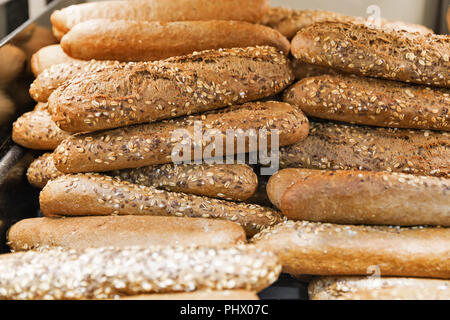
30;44;81;76
119;291;259;300
291;22;449;87
27;153;62;188
268;169;450;226
7;216;246;252
279;122;450;178
40;174;284;236
12;103;70;150
61;20;290;62
49;46;294;133
309;277;450;300
0;245;280;300
284;74;450;131
30;60;121;103
51;0;270;37
252;220;450;279
53;101;309;173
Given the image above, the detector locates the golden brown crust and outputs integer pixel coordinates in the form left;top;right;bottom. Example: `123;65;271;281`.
7;215;246;252
53;101;309;173
291;21;449;87
284;74;450;131
309;277;450;300
27;153;63;188
119;290;259;300
39;174;285;236
61;20;290;61
279;122;450;178
252;220;450;279
0;245;280;299
0;44;26;87
51;0;270;36
48;46;294;132
277;169;450;226
30;44;80;76
12;104;70;150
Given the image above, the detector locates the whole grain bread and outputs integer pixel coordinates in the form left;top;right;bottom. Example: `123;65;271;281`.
7;215;246;252
252;220;450;279
291;21;449;87
51;0;270;37
61;20;290;61
30;44;81;76
309;277;450;300
39;174;285;236
279;121;450;178
284;74;450;131
48;46;294;132
0;245;280;299
27;153;62;188
12;103;70;150
272;169;450;226
53;101;309;173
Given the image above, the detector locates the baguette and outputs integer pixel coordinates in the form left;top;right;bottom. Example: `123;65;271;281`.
0;245;280;300
61;20;290;62
30;44;81;76
279;121;450;178
7;215;246;252
0;44;26;87
272;169;450;226
51;0;270;36
40;174;285;236
30;60;121;103
262;8;433;40
12;103;70;150
291;21;449;87
53;101;309;173
252;220;450;278
48;46;294;133
284;74;450;131
28;153;258;201
309;277;450;300
119;291;259;300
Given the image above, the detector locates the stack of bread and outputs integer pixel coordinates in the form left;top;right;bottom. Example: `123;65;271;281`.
4;0;450;300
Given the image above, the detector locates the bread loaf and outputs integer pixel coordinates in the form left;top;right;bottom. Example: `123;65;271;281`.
284;74;450;131
51;0;270;36
271;169;450;226
262;8;433;40
27;153;62;188
0;44;26;87
12;103;70;150
252;220;450;278
0;245;280;299
279;121;450;178
30;44;81;76
7;215;246;252
53;101;309;173
40;174;284;236
61;20;290;62
291;21;449;87
119;291;259;300
48;46;294;132
309;277;450;300
30;60;121;103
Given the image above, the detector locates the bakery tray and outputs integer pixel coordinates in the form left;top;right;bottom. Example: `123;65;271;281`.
0;0;309;300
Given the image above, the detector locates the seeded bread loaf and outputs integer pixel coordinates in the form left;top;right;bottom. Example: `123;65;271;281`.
27;153;62;188
12;103;70;150
49;46;294;133
284;74;450;131
270;169;450;226
309;277;450;300
252;220;450;278
0;44;26;87
40;174;284;236
291;21;449;87
61;20;290;62
291;60;339;80
53;101;309;173
0;245;280;300
119;291;259;300
279;122;450;178
30;60;121;103
51;0;270;37
30;44;81;76
262;8;433;40
7;215;246;252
